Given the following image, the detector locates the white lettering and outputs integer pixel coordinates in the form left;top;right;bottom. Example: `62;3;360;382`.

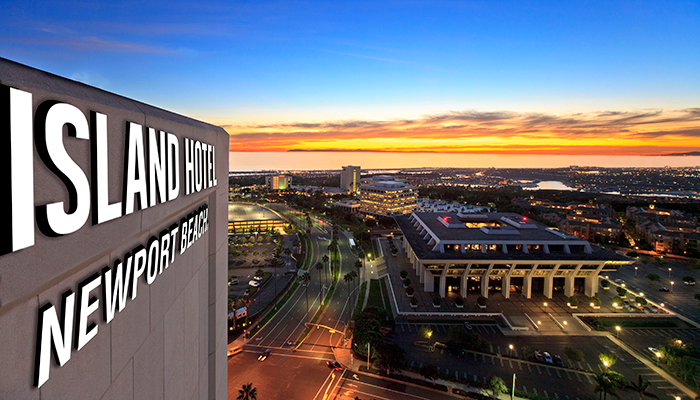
123;122;148;215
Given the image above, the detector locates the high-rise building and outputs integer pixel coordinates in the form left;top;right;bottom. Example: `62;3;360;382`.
340;165;361;194
266;174;292;190
359;176;418;218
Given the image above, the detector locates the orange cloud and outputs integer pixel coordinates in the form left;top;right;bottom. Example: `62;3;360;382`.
224;108;700;155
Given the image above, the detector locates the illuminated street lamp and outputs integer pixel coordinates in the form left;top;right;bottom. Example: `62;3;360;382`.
509;344;514;357
635;266;638;277
603;360;609;370
656;352;662;365
615;326;621;338
428;331;433;350
671;281;675;292
668;268;672;277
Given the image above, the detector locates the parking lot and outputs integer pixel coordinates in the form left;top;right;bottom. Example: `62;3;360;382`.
393;322;687;400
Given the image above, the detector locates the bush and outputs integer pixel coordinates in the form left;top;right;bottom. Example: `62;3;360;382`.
568;296;579;306
455;296;464;306
405;286;414;295
477;295;487;306
403;278;411;287
400;270;408;279
410;297;418;306
617;287;627;297
646;273;661;282
432;294;442;305
635;296;647;306
601;279;611;288
612;296;623;307
590;296;601;307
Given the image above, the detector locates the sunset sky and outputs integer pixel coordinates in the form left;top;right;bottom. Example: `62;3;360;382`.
2;1;699;157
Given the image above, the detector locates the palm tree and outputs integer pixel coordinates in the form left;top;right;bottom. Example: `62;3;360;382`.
299;272;312;324
344;272;354;320
322;254;330;283
315;262;324;297
240;295;253;338
349;270;359;311
354;258;363;285
625;375;659;400
283;247;292;268
228;296;238;329
237;382;257;400
593;371;624;400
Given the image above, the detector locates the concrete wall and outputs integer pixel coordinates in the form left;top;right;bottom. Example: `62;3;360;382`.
0;58;228;400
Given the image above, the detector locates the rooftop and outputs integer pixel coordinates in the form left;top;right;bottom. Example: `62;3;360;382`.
228;203;284;222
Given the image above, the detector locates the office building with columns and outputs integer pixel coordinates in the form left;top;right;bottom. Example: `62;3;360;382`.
396;212;632;300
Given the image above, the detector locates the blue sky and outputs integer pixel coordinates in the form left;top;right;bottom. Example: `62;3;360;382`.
2;1;699;155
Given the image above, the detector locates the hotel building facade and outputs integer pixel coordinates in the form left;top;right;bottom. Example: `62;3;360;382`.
265;174;291;190
396;212;632;300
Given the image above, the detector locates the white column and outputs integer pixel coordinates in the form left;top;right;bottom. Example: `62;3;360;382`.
585;263;606;297
424;270;434;292
481;264;494;298
503;264;517;299
460;263;471;298
564;264;583;297
543;264;561;299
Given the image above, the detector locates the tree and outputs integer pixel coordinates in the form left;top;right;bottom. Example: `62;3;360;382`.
344;273;355;319
593;371;624;400
237;382;258;400
646;274;661;283
635;296;647;306
617;287;627;297
255;269;264;278
565;347;584;362
599;352;618;369
315;262;324;296
299;272;312;324
694;293;700;304
322;254;330;283
354;258;363;284
487;376;507;399
625;375;659;400
376;342;406;374
419;364;439;384
240;295;253;337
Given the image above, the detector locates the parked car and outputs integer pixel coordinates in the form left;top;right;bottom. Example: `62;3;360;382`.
434;342;448;350
535;352;544;362
326;360;343;371
253;275;263;281
543;352;553;364
659;287;670;292
452;388;470;397
684;281;696;286
249;280;260;287
648;347;659;355
228;278;239;286
447;346;466;357
614;279;624;284
258;349;271;361
553;355;564;367
464;322;473;331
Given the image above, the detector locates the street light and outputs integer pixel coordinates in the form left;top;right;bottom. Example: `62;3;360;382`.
615;326;621;338
603;360;609;370
509;344;514;357
635;266;638;277
671;281;675;292
428;331;433;350
656;352;662;365
668;268;672;277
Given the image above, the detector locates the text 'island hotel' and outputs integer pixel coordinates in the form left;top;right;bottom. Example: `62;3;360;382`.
395;212;633;299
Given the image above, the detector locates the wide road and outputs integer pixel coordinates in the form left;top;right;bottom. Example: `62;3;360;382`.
321;370;459;400
229;207;362;399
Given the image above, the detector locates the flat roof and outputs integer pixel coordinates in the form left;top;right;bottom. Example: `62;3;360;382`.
395;213;631;263
228;203;284;222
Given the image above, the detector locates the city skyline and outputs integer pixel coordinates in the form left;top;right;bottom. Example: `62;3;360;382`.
1;1;698;161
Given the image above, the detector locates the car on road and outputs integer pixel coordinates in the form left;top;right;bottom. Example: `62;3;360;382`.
227;346;242;357
258;349;271;361
659;287;670;292
535;352;543;362
248;280;260;287
543;352;553;364
253;275;263;281
648;347;659;355
615;279;624;284
228;278;239;285
326;360;343;371
553;355;564;367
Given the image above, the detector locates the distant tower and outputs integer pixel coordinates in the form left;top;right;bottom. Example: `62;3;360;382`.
266;174;291;190
340;166;361;194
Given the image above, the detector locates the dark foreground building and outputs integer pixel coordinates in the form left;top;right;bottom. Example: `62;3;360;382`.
0;58;229;399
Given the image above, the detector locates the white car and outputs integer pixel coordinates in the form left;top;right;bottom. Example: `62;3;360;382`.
248;280;260;287
253;275;263;281
228;278;239;286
